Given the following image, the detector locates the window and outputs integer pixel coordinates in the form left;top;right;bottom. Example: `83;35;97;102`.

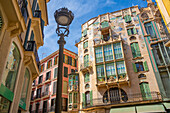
39;64;44;72
85;92;90;105
53;81;57;94
96;65;105;82
72;58;75;66
51;98;55;107
83;41;88;49
75;59;77;67
133;61;148;72
144;22;156;38
124;15;132;23
69;93;72;103
101;21;109;28
21;69;30;103
36;88;41;98
64;67;68;77
46;71;51;80
129;36;136;40
38;75;43;84
85;84;90;89
136;62;144;72
127;28;137;35
95;46;103;63
71;69;75;73
0;96;10;113
69;75;73;90
54;68;58;78
103;44;113;61
31;91;34;100
102;33;110;41
68;56;72;65
106;63;116;80
44;84;49;95
63;54;65;63
130;43;141;58
74;93;78;103
65;55;68;64
3;42;21;92
84;73;90;82
47;59;52;69
84;54;89;67
32;80;36;86
83;29;87;37
83;91;93;106
139;82;152;100
0;16;3;31
138;74;146;78
54;56;58;65
113;42;123;59
116;61;126;79
63;81;68;94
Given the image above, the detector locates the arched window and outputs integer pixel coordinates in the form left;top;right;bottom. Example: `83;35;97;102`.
3;42;21;92
21;68;30;103
103;88;128;103
101;21;109;28
141;13;149;19
130;36;136;41
138;74;146;78
85;91;90;106
85;84;90;89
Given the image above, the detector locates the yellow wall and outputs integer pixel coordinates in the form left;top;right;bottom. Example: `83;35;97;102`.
162;0;170;16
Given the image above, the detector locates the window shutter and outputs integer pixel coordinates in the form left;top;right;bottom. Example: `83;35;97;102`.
54;68;58;78
90;91;93;106
82;93;85;108
133;28;137;34
124;15;128;23
127;29;132;35
143;61;149;71
143;83;152;100
140;83;145;98
0;16;3;30
130;43;136;58
132;63;137;72
135;43;141;57
54;57;56;65
128;15;132;22
50;59;52;67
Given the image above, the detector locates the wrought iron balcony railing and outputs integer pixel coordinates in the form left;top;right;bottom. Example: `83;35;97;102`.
18;0;28;23
25;41;40;68
82;92;161;109
42;91;49;97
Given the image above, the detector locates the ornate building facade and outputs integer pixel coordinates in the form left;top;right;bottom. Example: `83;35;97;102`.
69;1;170;113
30;48;78;113
0;0;49;113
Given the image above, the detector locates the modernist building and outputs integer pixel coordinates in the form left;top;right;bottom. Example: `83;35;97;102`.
155;0;170;46
30;48;78;113
0;0;49;113
70;1;170;113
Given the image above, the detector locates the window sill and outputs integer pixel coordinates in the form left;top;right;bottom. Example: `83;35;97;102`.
132;56;143;60
128;34;137;37
136;70;149;73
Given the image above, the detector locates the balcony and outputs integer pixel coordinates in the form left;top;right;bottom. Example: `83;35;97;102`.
18;0;28;24
150;37;169;45
82;92;161;109
32;10;44;48
93;34;121;47
80;61;93;72
42;91;49;98
25;41;40;68
68;103;78;111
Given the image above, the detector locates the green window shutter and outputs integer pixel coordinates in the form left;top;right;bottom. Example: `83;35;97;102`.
128;15;132;22
82;93;85;108
133;28;137;34
135;43;141;57
130;43;136;58
83;29;87;37
127;29;132;35
142;83;152;100
140;83;145;98
90;91;93;106
132;63;137;72
143;61;149;71
124;15;128;23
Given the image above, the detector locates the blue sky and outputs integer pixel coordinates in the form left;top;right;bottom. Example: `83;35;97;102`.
38;0;154;60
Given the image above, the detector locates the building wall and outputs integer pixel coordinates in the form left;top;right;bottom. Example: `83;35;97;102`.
74;5;167;113
0;0;49;113
30;49;78;112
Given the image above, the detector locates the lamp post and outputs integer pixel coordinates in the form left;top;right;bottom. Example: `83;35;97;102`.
54;7;74;113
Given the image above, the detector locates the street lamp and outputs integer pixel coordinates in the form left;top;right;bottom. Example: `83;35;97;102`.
54;7;74;113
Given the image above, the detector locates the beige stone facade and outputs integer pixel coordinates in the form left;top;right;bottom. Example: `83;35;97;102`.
71;3;170;113
0;0;49;113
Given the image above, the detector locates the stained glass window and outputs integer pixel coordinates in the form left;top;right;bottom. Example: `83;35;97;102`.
106;63;116;79
103;44;113;61
95;46;103;63
96;65;105;82
113;42;123;59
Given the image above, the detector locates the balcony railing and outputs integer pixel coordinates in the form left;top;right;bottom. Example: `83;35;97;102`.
82;92;161;109
42;91;49;97
31;109;49;113
80;61;92;71
150;37;169;44
25;41;40;68
18;0;28;23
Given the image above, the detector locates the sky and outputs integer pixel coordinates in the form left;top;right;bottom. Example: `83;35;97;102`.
38;0;155;60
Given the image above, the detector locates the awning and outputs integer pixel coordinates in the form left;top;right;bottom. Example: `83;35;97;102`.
110;107;136;113
163;102;170;109
136;104;166;113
